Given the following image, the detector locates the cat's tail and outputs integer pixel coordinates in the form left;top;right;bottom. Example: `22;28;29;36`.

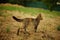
12;16;23;22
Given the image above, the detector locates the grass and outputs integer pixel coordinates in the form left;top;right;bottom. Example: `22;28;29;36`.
6;25;10;33
0;11;4;16
0;11;7;17
0;4;60;40
0;4;60;17
57;25;60;31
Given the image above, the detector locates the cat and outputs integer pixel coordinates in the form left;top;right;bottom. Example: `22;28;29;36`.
12;14;43;35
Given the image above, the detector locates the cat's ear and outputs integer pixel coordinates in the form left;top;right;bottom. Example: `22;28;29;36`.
39;14;43;20
39;14;41;17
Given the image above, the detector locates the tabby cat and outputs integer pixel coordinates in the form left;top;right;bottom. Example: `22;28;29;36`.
13;14;43;35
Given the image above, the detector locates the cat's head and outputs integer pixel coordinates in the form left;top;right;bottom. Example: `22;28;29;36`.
38;14;43;20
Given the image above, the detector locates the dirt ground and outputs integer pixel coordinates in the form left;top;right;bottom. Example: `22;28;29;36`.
0;4;60;40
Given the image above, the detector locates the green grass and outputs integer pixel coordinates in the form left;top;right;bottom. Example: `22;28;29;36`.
0;5;60;16
6;25;10;33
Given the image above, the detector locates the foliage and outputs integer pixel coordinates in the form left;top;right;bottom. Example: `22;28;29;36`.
41;0;58;11
0;0;59;11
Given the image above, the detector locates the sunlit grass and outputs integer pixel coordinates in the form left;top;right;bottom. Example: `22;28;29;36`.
0;5;60;17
